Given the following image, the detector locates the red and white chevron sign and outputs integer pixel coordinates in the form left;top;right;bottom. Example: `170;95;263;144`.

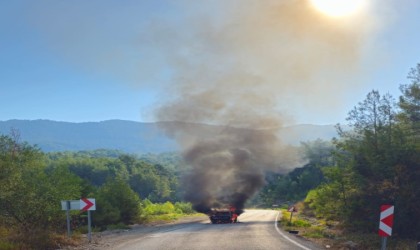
378;205;394;237
80;198;96;211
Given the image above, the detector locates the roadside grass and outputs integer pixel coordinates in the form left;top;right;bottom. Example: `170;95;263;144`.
49;233;81;248
277;203;417;249
140;212;205;224
341;233;416;250
0;226;16;250
279;208;334;240
140;213;184;223
0;241;17;250
0;226;81;250
1;202;200;249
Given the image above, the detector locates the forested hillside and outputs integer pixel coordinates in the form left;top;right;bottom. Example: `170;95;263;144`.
259;64;420;242
0;142;190;249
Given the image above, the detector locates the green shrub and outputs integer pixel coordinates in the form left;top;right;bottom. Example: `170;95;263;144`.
140;201;195;222
280;210;291;221
143;201;176;215
149;214;182;221
174;202;194;214
293;219;311;228
94;178;141;227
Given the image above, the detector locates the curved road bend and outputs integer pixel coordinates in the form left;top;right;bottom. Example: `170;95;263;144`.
113;209;323;250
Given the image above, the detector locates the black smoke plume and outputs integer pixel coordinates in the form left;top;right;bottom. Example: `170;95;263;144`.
158;124;303;214
154;0;374;213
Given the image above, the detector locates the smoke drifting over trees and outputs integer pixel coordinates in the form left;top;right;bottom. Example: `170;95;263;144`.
178;126;304;213
153;0;377;212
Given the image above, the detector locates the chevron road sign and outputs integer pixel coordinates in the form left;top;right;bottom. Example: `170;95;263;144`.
80;198;96;211
62;198;96;242
379;205;394;237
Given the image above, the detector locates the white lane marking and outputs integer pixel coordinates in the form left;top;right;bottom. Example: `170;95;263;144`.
274;211;312;250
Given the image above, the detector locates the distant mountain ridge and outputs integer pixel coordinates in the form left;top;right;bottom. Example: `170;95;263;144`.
0;120;339;153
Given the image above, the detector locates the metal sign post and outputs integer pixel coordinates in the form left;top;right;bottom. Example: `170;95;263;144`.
87;210;92;242
66;201;71;237
80;198;96;243
381;237;387;250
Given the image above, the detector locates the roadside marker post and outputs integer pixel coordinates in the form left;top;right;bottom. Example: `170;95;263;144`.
88;210;92;243
379;205;394;250
66;201;71;237
288;206;297;223
61;198;96;242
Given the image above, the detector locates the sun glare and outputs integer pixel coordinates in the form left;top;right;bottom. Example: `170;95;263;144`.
310;0;366;18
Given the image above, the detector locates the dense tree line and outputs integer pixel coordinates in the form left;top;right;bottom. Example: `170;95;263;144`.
0;144;187;249
257;64;419;240
305;64;420;238
46;150;182;202
258;139;334;204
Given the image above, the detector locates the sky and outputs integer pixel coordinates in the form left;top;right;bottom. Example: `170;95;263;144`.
1;0;419;125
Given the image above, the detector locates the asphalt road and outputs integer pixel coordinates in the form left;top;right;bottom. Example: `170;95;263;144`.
111;210;323;250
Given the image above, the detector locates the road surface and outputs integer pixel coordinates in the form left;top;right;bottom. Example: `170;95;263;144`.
109;210;323;250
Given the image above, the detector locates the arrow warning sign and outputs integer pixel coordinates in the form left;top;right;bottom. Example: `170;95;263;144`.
378;205;394;237
80;198;96;211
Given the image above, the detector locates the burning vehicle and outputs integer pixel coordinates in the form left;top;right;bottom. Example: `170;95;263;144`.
209;206;240;224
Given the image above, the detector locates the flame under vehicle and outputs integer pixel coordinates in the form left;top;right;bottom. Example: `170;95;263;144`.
209;207;239;224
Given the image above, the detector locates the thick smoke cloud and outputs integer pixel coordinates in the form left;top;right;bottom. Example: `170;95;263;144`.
172;125;304;213
158;120;305;212
153;0;375;213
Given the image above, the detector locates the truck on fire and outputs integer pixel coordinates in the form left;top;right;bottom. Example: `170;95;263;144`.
209;206;239;224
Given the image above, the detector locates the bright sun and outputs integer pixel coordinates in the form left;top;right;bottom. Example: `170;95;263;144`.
310;0;366;18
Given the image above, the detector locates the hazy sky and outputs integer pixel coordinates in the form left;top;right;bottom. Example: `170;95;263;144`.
1;0;419;125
